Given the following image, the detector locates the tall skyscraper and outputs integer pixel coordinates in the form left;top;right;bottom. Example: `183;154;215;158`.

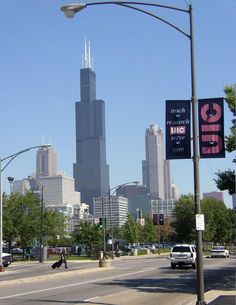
36;146;57;178
73;40;109;211
142;124;172;200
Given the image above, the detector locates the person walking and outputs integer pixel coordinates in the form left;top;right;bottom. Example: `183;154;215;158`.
60;247;68;269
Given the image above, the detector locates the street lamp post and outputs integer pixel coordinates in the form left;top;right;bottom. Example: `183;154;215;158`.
60;2;205;304
108;181;139;259
39;185;44;263
0;144;51;271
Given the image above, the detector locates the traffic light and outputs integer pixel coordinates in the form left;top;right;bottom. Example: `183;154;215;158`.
99;218;103;228
159;214;164;225
99;217;107;229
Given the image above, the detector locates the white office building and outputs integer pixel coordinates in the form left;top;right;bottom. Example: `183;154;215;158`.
143;124;172;200
93;196;128;227
38;175;80;207
12;179;32;194
172;183;181;201
151;199;176;217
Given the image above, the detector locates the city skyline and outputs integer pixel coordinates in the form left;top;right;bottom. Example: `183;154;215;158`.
1;1;235;208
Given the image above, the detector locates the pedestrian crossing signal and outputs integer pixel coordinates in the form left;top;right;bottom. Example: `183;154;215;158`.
159;214;164;225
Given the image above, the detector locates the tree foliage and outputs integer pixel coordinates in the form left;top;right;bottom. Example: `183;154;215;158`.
123;214;140;244
171;195;195;243
224;84;236;153
171;195;235;245
214;169;235;195
3;192;65;248
140;215;157;243
72;221;103;254
224;84;236;116
215;84;236;195
202;197;235;244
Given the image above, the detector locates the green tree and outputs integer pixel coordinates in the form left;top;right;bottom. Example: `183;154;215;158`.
72;221;103;255
171;195;195;243
3;192;65;248
159;217;175;243
214;84;236;194
214;169;235;195
3;192;41;248
140;215;157;243
224;84;236;152
123;214;140;244
112;225;124;240
202;197;235;244
44;210;66;246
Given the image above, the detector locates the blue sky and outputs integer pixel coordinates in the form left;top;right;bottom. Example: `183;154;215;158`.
1;0;235;208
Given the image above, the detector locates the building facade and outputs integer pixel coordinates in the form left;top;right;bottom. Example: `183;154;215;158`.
93;196;128;227
116;184;151;217
73;40;109;211
36;146;57;178
203;191;224;202
151;199;176;217
142;124;172;200
38;175;81;207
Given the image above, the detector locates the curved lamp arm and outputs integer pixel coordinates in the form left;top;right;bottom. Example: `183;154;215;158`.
109;181;139;197
61;1;190;38
1;144;51;172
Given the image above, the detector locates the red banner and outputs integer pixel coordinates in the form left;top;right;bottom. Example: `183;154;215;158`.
198;98;225;158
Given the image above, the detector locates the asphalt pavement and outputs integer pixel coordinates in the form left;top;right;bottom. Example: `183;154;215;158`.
0;254;235;305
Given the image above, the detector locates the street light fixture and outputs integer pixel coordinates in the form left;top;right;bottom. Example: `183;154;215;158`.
0;144;51;271
108;181;139;258
60;2;205;304
7;176;14;194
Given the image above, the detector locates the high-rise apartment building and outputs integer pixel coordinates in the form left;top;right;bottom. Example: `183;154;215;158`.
142;124;172;200
93;196;128;227
73;40;109;211
36;146;57;178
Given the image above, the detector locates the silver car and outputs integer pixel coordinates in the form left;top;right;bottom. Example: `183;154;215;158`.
170;244;196;269
211;246;229;258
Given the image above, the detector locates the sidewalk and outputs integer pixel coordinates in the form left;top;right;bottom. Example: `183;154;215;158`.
185;290;236;305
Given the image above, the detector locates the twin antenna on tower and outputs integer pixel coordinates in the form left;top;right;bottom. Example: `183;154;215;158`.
82;37;94;70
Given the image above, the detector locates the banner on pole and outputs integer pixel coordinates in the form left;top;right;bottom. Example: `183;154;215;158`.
198;98;225;158
166;100;191;159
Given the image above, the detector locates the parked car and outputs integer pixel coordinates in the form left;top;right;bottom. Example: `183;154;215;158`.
211;246;229;258
169;244;196;269
2;253;12;267
12;248;23;255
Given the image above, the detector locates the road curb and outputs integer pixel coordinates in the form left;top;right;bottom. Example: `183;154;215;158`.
0;266;115;287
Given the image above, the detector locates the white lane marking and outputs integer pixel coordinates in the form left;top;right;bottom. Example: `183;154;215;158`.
84;296;100;301
0;268;156;300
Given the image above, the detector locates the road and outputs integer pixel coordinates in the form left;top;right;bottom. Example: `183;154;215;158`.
0;254;235;305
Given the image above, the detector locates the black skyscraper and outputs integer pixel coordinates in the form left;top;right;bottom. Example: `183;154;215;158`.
73;40;109;212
